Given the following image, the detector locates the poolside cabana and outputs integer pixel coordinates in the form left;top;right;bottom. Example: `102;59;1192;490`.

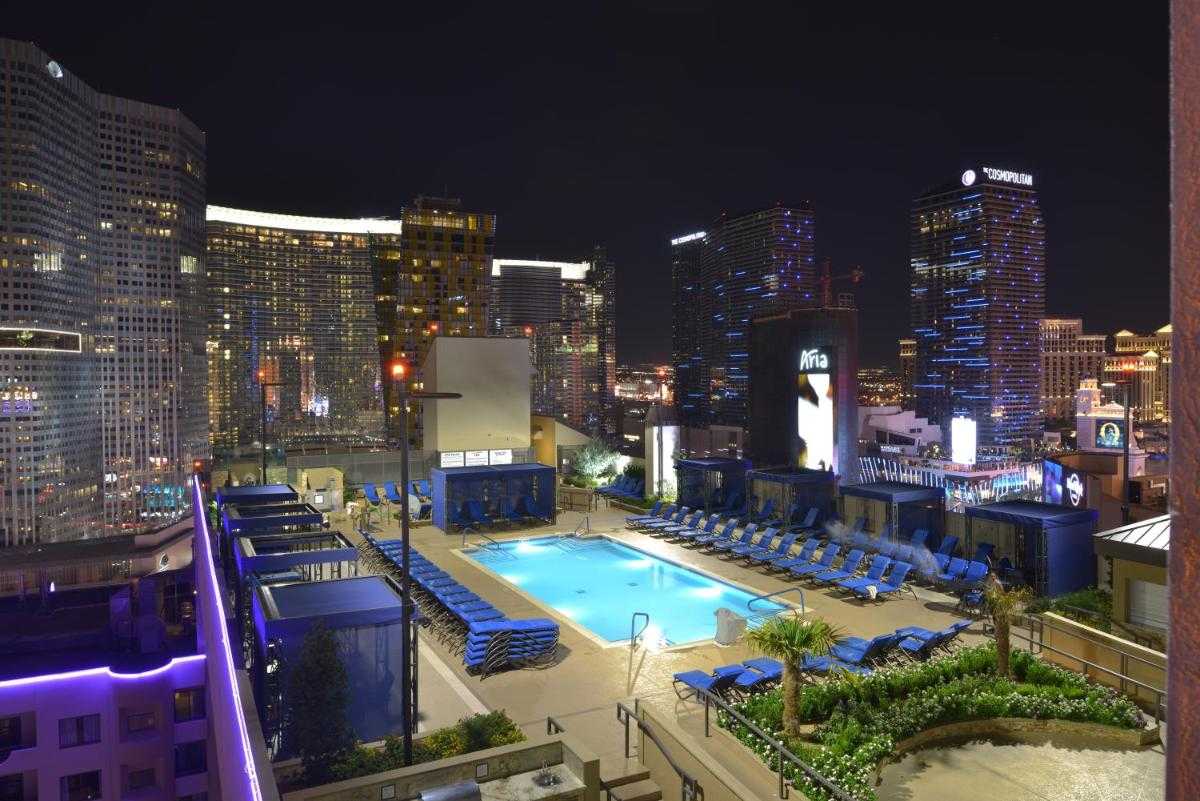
249;575;410;751
964;500;1099;596
221;501;324;536
840;481;945;543
746;467;838;528
234;530;359;587
429;462;557;532
674;458;751;514
214;483;299;510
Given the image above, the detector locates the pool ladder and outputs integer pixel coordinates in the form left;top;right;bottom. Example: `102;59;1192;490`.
747;587;807;627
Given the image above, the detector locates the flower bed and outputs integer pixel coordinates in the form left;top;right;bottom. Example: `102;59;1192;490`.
717;644;1145;801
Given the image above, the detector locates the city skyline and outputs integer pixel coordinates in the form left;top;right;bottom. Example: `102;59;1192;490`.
0;3;1169;366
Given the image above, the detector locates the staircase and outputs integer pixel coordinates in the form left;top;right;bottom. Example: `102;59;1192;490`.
601;762;662;801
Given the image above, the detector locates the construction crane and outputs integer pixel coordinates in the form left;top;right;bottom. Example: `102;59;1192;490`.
817;258;865;309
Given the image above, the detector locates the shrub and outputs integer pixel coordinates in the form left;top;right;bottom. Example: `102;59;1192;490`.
623;462;646;481
571;439;618;480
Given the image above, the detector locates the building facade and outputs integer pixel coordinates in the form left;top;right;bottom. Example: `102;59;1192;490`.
910;167;1045;446
1040;319;1106;421
489;258;589;332
898;338;917;409
670;231;708;427
374;197;495;447
673;204;817;431
1107;325;1172;422
0;39;206;545
205;207;392;453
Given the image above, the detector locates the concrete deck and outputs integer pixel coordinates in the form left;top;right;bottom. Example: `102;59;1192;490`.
343;504;990;786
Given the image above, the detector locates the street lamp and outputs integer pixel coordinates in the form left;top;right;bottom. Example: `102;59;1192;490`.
1101;379;1133;524
390;361;461;765
257;369;284;485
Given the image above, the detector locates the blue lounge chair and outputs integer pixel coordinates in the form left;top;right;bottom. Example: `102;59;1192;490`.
694;520;739;548
625;500;665;526
655;510;704;537
949;560;989;591
856;561;913;600
810;549;866;585
496;496;524;526
751;498;777;524
797;653;873;676
767;537;819;569
710;523;759;553
763;500;802;530
830;632;902;667
936;557;969;585
452;500;476;531
412;479;431;499
641;507;691;531
747;532;799;565
383;481;404;504
363;483;383;506
896;620;972;656
515;495;550;524
731;527;780;559
673;514;720;542
836;554;891;594
908;528;930;548
733;660;783;692
787;507;820;533
672;667;744;700
973;542;996;564
789;543;842;578
466;499;493;529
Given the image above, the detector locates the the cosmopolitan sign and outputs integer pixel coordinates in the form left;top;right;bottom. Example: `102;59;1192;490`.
798;348;831;373
982;166;1033;186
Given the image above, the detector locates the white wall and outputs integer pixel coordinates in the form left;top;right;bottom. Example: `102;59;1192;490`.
422;337;532;453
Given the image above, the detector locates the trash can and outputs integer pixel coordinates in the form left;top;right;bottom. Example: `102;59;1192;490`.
714;607;747;645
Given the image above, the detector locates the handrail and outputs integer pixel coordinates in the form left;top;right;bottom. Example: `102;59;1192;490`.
748;588;806;616
546;716;567;735
1008;619;1168;726
1027;613;1166;671
630;612;650;649
696;689;856;801
463;529;503;552
616;702;704;801
573;515;591;536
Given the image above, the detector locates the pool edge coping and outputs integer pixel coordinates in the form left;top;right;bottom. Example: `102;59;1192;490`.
449;532;802;651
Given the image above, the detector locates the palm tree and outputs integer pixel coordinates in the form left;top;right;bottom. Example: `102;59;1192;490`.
745;615;841;737
985;577;1032;678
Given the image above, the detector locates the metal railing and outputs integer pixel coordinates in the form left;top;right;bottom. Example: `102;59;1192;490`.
748;587;807;616
574;515;592;536
616;701;704;801
1014;615;1168;726
546;715;567;735
696;689;855;801
462;529;504;553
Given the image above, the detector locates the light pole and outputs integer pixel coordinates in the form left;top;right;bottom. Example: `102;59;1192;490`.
257;369;284;485
1102;380;1133;524
391;361;461;765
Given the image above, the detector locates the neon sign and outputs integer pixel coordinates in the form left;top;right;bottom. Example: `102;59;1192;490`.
981;167;1033;186
799;348;829;372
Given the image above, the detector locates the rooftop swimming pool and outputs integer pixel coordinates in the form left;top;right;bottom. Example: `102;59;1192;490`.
463;535;786;645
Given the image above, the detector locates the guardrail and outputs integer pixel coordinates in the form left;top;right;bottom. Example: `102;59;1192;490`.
616;702;704;801
695;689;854;801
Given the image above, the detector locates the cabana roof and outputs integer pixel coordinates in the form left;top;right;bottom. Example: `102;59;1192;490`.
215;483;298;508
840;481;944;504
258;575;403;622
1093;514;1170;568
966;500;1097;528
675;457;751;471
746;467;833;485
224;501;323;533
430;462;554;479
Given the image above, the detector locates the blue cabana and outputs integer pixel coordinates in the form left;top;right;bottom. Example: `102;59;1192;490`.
746;467;838;527
965;500;1099;596
430;462;556;532
234;530;358;586
674;458;751;514
250;576;407;750
222;501;324;535
215;483;298;509
840;481;945;544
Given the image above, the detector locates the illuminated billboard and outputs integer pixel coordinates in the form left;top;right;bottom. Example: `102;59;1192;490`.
797;371;834;470
1042;460;1064;505
950;417;977;465
1042;459;1088;509
1095;419;1126;450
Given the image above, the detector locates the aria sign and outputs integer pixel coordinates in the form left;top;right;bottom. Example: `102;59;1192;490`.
962;168;1034;187
798;348;830;373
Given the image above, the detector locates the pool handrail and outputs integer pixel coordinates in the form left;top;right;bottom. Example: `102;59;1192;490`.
748;587;807;616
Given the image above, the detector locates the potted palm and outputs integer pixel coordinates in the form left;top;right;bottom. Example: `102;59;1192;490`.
985;578;1032;678
745;615;841;737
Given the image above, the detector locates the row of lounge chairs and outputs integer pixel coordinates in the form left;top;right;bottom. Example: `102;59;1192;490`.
450;496;550;531
595;476;644;501
672;619;975;700
359;534;558;675
363;481;433;520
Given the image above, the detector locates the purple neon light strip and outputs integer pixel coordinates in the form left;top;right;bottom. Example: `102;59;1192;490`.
0;654;206;690
193;475;265;801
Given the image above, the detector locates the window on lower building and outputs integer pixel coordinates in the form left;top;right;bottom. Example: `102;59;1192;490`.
0;716;20;750
126;711;156;735
127;767;155;791
60;770;101;801
178;794;208;801
59;714;101;748
0;773;23;801
173;688;205;723
174;740;206;777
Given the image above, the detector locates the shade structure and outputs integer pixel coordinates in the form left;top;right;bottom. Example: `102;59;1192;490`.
746;467;838;526
674;458;751;514
840;480;946;544
222;501;323;535
965;500;1099;596
233;531;358;586
430;462;557;531
215;483;298;509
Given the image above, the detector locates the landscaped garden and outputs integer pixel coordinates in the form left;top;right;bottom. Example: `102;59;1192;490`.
717;643;1147;801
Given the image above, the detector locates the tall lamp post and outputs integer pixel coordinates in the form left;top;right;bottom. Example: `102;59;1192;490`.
1102;379;1133;524
257;369;284;485
390;361;461;765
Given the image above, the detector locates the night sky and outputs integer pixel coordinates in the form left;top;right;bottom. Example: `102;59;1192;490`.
6;3;1169;366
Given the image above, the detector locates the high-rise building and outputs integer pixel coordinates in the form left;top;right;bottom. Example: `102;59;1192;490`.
670;231;708;427
0;39;206;545
1107;325;1172;422
910;167;1045;446
673;204;817;431
205;207;393;452
898;338;917;409
1039;319;1106;421
495;253;616;437
374;197;495;447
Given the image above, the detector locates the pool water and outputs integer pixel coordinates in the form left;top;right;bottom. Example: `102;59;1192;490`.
464;535;786;645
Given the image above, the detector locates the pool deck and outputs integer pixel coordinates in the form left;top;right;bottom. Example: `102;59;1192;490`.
342;503;996;789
